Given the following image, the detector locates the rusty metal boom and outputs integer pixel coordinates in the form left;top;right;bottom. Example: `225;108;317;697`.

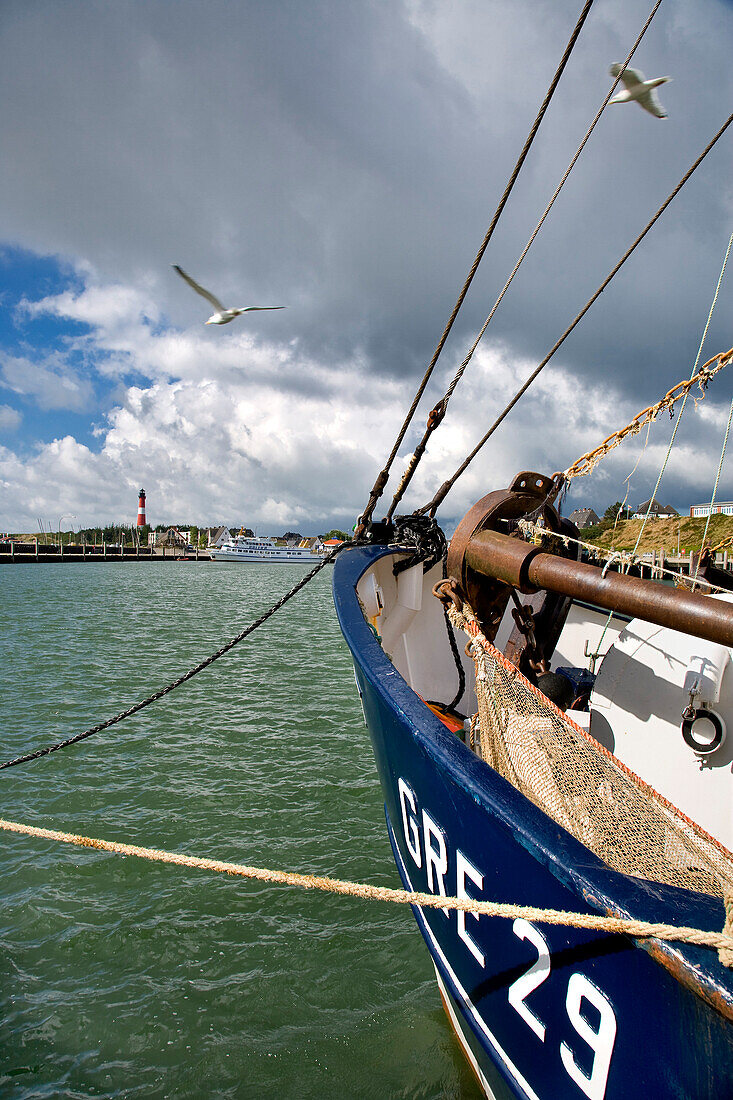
465;529;733;648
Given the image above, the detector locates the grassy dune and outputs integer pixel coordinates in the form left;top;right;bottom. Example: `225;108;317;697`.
581;514;733;554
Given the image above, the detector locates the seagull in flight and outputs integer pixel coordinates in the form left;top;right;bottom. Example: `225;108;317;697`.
172;265;285;325
608;64;670;118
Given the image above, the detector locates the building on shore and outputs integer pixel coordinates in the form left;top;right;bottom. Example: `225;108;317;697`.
150;527;188;549
567;507;600;529
633;499;679;520
206;526;231;549
689;501;733;518
299;537;323;551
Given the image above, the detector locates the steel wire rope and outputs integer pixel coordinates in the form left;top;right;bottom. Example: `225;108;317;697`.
692;395;733;590
0;542;354;771
607;419;655;556
356;0;596;533
419;110;733;518
385;0;664;522
631;230;733;559
588;231;732;659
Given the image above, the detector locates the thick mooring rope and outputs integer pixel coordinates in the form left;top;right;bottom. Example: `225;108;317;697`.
2;817;732;961
0;542;353;771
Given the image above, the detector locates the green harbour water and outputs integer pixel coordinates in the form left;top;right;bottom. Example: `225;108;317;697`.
0;562;479;1099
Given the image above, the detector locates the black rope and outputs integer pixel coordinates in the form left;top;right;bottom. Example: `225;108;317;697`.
389;516;465;711
392;513;447;575
421;108;733;517
0;542;355;772
442;553;466;712
356;0;596;533
444;604;467;713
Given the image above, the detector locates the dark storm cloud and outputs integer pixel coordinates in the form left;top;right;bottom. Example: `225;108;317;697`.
1;0;481;375
0;0;731;522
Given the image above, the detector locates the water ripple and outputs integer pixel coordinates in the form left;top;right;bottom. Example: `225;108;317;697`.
0;563;478;1098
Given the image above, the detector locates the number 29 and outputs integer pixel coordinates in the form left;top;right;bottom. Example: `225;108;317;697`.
508;918;617;1100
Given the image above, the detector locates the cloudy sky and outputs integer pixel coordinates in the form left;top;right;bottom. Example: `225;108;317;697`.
1;0;731;535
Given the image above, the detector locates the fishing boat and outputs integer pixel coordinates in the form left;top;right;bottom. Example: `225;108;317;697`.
333;471;733;1098
209;534;318;563
327;4;733;1083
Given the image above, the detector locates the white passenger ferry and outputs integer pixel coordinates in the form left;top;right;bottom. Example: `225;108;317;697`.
210;534;318;563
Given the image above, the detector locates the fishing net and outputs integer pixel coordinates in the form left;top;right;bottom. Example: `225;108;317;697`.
450;603;733;900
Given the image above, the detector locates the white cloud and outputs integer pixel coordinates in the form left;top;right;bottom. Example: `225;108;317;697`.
390;343;733;521
0;279;416;530
0;351;94;411
0;1;731;531
21;281;160;331
0;404;21;431
3;291;728;534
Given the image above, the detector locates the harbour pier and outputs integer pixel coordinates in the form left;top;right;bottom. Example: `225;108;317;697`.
0;541;212;563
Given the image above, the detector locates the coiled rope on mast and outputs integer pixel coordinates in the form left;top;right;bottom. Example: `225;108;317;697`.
356;0;596;533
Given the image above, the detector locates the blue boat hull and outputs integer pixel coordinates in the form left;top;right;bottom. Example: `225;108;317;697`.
333;546;733;1099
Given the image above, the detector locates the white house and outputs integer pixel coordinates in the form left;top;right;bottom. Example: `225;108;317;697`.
633;499;679;520
207;526;231;549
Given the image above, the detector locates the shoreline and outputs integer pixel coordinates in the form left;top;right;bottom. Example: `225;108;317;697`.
0;547;213;564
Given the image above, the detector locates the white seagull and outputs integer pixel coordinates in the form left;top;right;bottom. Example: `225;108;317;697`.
172;265;285;325
608;64;670;118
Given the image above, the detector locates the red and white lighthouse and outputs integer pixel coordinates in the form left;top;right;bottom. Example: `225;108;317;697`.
137;488;147;527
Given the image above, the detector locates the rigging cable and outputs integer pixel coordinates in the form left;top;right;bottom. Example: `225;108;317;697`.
561;349;733;482
630;230;733;560
355;0;596;534
565;232;732;665
608;419;655;556
692;395;733;590
419;109;733;518
385;0;664;522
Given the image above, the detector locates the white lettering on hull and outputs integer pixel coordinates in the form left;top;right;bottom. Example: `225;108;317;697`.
396;774;618;1099
456;849;484;966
